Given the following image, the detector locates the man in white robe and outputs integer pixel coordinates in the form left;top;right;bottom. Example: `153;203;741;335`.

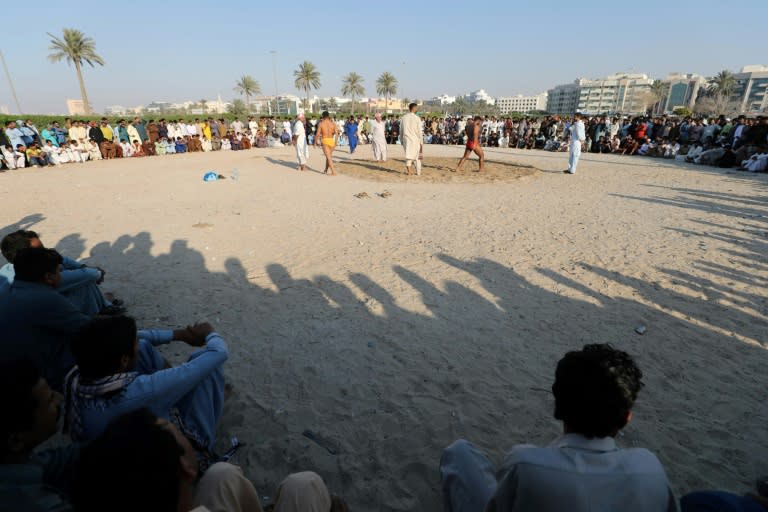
292;113;309;171
371;113;387;162
400;103;423;175
565;113;586;175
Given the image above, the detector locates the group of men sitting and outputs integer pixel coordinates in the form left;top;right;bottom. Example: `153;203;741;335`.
0;229;346;511
1;227;766;511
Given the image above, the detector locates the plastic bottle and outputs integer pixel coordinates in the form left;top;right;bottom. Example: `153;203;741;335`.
232;168;239;180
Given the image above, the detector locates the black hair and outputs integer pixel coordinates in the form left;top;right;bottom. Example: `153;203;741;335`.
13;248;62;282
552;343;643;438
0;360;41;457
409;103;418;110
321;111;330;119
0;229;39;263
72;316;138;380
73;408;183;512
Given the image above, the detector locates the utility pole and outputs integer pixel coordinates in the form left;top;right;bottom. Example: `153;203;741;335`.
270;50;278;115
0;50;23;114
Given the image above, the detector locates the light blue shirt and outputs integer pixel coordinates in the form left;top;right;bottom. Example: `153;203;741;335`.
569;120;586;143
75;330;228;442
487;434;676;512
6;127;25;148
0;258;100;296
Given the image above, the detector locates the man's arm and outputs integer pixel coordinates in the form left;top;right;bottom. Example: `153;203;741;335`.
133;332;229;410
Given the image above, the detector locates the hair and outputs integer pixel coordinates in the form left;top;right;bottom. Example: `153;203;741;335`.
0;360;41;457
13;248;62;282
0;229;39;263
409;103;418;110
73;408;184;512
321;111;330;119
552;343;643;438
72;316;138;380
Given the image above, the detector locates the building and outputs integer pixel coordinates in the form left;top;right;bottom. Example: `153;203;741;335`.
145;101;174;113
496;93;548;114
661;73;706;113
546;83;580;115
575;73;654;115
66;99;91;115
733;65;768;113
104;105;127;115
464;89;495;106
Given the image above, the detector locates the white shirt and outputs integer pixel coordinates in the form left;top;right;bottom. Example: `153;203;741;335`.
569;120;586;143
488;434;675;512
231;121;244;134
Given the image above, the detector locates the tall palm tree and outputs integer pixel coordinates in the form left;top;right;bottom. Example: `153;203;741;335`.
199;99;208;114
341;72;365;116
376;72;398;111
294;61;321;114
649;80;669;114
708;70;737;98
234;75;260;112
47;29;104;115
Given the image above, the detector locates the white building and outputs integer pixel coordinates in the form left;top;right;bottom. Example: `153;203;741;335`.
496;93;548;114
431;94;457;105
733;65;768;113
465;89;495;106
104;105;127;115
576;73;654;115
546;83;580;115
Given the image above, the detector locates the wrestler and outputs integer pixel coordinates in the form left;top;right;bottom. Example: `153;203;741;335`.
314;111;339;176
455;116;484;172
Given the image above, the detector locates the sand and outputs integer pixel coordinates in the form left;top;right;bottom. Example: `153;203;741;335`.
3;142;767;510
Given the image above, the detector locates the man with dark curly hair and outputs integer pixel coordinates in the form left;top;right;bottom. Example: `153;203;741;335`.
440;343;676;512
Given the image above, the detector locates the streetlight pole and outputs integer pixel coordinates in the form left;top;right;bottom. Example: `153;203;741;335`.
270;50;278;115
0;50;23;114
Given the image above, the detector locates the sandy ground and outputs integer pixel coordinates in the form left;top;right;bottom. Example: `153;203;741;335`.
3;142;767;510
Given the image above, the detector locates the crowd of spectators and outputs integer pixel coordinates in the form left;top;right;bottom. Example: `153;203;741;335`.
2;112;766;173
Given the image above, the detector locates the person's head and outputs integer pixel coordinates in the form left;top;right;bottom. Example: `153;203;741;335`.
0;360;62;461
552;344;643;438
574;112;582;120
5;120;16;129
0;229;43;263
72;315;138;380
322;110;330;119
73;408;198;512
375;112;382;121
297;112;305;121
12;247;62;286
274;472;332;512
409;102;418;113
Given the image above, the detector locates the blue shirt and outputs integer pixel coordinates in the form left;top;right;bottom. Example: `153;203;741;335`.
0;280;91;391
487;434;676;512
0;445;81;512
75;330;228;442
6;127;25;148
0;258;100;297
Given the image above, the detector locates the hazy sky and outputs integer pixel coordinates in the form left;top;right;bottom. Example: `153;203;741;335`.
1;0;766;114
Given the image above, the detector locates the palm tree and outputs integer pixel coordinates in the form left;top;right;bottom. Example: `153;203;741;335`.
294;61;321;114
341;72;365;116
376;72;398;111
708;70;737;98
649;80;669;114
47;29;104;115
199;99;208;114
234;75;260;112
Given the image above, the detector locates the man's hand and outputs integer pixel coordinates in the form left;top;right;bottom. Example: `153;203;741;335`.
178;322;214;347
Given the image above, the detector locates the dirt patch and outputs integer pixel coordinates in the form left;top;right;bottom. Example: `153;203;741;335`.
334;156;539;184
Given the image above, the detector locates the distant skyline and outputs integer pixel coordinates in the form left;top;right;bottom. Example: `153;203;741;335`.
1;0;766;114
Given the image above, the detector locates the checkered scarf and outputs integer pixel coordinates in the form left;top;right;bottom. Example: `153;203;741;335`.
62;366;137;441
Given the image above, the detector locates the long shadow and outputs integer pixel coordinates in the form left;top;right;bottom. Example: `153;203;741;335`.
265;156;325;175
1;216;767;511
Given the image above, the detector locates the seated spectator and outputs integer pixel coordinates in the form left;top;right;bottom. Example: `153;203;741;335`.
84;139;102;161
132;139;145;156
176;137;188;153
1;144;26;169
26;142;53;167
682;490;768;511
741;151;768;172
142;139;156;156
42;140;63;165
0;248;93;390
63;316;228;470
70;140;90;162
440;343;675;512
73;408;263;512
0;359;81;511
119;139;134;157
0;229;121;316
267;471;348;512
663;140;681;159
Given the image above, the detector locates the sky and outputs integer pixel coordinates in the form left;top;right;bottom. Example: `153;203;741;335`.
1;0;766;114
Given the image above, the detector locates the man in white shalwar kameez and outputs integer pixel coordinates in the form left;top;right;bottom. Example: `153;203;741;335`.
565;113;586;175
371;113;387;162
292;113;309;171
400;103;423;175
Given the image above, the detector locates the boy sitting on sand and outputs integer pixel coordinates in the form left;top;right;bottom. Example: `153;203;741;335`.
440;343;676;512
